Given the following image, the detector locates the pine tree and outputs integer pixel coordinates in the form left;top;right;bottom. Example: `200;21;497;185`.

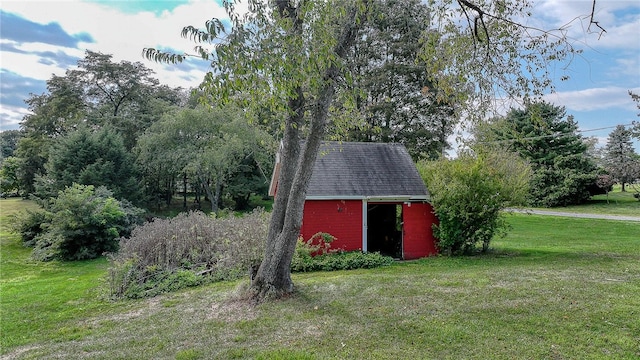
36;126;140;203
344;0;456;160
491;102;598;207
604;125;639;192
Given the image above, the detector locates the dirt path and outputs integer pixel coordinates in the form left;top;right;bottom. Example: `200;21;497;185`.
507;208;640;222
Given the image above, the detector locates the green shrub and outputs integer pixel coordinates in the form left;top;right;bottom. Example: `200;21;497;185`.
290;232;336;272
11;209;49;247
291;234;393;272
291;250;393;272
16;183;144;261
107;209;268;299
418;149;530;255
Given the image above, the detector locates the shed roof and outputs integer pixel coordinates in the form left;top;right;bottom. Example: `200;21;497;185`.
270;141;428;200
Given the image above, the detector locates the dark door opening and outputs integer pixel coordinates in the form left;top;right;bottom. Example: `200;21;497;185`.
367;203;402;258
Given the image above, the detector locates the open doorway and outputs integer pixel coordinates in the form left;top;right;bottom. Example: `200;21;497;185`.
367;203;402;258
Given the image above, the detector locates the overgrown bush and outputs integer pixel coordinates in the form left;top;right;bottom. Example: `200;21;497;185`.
14;184;144;261
109;219;394;299
107;209;269;299
418;149;530;255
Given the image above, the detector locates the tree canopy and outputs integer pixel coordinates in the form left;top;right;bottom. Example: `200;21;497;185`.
14;51;185;197
340;0;456;160
35;126;140;203
135;105;274;212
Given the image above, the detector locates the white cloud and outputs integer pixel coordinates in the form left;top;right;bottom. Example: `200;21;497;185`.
544;86;640;112
0;104;30;130
0;42;84;81
611;54;640;78
535;0;640;50
0;0;237;129
1;0;228;89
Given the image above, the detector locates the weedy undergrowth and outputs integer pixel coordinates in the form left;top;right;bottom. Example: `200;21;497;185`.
107;209;268;299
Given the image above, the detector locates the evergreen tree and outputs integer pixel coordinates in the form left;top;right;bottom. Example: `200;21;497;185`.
490;102;597;207
343;0;456;159
36;126;140;203
604;125;639;192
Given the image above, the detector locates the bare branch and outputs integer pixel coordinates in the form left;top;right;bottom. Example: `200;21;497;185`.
588;0;607;39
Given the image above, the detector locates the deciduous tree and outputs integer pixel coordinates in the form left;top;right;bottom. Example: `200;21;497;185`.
135;105;273;212
15;52;184;197
0;130;22;160
0;157;21;196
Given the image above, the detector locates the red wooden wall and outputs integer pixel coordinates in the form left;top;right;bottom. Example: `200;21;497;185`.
402;202;438;259
301;200;438;259
301;200;362;252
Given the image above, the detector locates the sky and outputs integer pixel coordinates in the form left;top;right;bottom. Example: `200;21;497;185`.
1;0;639;151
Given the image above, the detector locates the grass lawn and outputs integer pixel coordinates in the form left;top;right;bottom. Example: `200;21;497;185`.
0;199;126;352
529;185;640;216
1;198;639;359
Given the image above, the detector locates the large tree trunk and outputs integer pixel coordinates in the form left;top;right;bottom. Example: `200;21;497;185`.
250;2;363;302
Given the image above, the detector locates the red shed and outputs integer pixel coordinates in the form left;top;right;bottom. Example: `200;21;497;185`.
269;141;438;259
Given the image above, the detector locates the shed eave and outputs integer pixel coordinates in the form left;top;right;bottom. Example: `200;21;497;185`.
305;195;365;200
305;195;430;202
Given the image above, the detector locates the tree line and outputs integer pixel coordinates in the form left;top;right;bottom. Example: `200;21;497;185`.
1;1;460;209
0;52;275;211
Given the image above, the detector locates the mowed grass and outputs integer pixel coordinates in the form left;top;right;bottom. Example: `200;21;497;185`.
1;199;639;359
531;185;640;216
0;199;126;351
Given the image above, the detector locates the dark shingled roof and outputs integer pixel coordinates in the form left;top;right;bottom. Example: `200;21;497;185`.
306;141;429;198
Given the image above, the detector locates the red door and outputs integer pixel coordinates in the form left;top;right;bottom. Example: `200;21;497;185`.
402;202;438;259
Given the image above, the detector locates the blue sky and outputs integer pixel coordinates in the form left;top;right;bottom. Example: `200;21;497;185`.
1;0;639;150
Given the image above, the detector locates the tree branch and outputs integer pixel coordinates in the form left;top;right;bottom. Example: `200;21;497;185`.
587;0;606;39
